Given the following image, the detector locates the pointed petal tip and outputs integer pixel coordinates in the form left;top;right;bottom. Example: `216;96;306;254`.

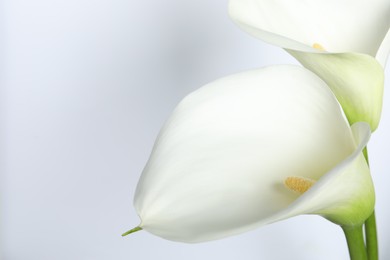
122;226;142;237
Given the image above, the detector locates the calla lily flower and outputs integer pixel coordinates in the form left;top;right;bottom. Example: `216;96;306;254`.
131;65;374;243
228;0;390;131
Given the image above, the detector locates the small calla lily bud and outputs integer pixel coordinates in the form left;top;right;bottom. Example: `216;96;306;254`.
130;65;374;243
228;0;390;131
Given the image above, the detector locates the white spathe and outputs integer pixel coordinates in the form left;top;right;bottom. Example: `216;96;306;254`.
229;0;389;131
228;0;390;65
285;52;384;132
133;66;374;243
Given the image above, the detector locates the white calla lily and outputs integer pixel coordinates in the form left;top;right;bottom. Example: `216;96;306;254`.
131;65;374;243
229;0;390;131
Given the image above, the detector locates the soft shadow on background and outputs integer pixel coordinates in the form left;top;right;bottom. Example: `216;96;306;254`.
1;1;390;259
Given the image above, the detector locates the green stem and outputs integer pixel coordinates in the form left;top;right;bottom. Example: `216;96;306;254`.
365;211;378;260
342;225;368;260
362;147;378;260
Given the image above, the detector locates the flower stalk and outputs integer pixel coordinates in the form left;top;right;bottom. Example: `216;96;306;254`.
362;148;378;260
343;225;368;260
365;212;378;260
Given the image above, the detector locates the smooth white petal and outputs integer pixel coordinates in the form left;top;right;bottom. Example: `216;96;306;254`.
229;0;388;131
133;65;372;243
266;122;373;226
376;28;390;67
229;0;390;56
287;51;384;131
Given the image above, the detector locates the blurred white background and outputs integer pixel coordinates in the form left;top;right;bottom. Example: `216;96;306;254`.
1;0;390;259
